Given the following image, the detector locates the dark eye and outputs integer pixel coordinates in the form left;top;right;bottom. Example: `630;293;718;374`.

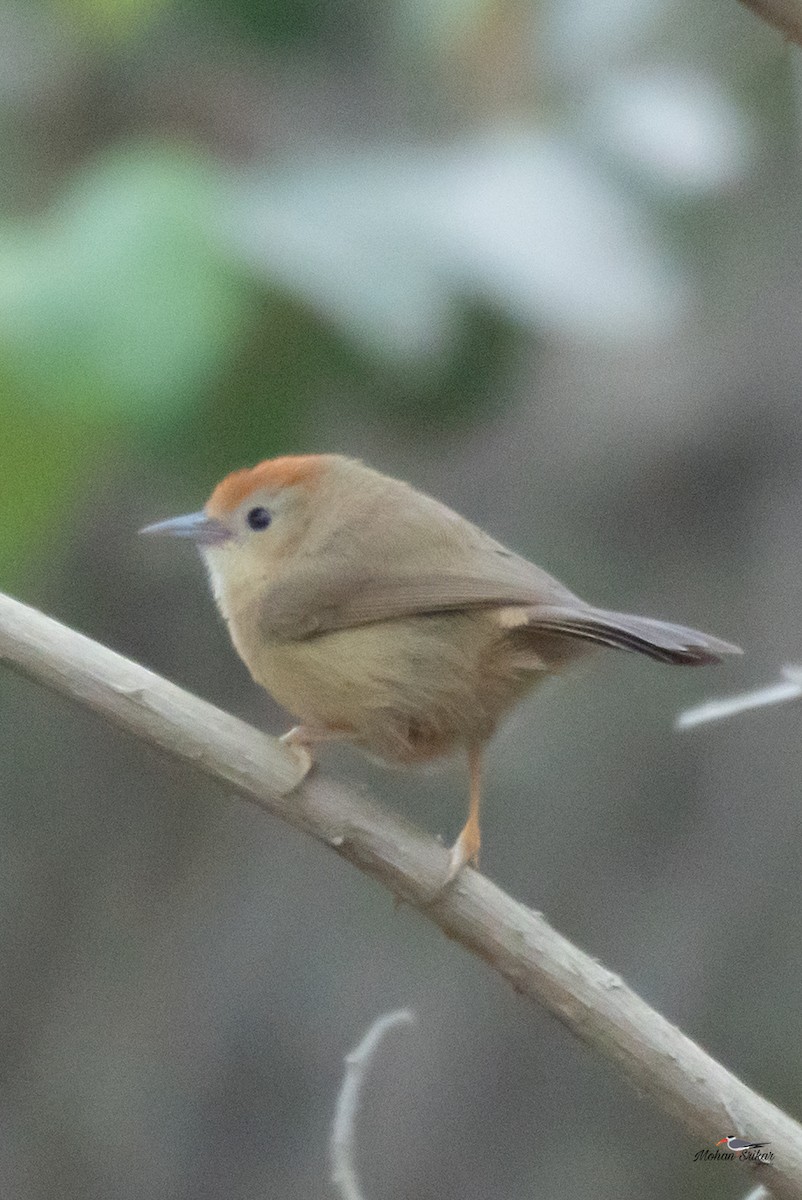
246;506;272;531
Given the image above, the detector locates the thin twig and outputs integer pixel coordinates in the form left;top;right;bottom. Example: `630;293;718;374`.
738;0;802;45
330;1009;416;1200
676;667;802;730
1;590;802;1199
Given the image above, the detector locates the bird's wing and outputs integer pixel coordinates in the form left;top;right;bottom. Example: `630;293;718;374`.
258;480;579;640
260;562;573;640
499;605;741;665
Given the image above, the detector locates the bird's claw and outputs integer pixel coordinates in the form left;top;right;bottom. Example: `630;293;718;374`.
443;830;481;886
280;728;313;779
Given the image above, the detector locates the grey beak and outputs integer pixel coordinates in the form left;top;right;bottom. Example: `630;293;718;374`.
139;510;231;545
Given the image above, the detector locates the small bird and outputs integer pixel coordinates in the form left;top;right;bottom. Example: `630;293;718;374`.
142;454;740;882
715;1137;770;1154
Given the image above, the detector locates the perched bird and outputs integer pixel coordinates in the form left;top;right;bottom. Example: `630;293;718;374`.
715;1137;770;1154
142;454;740;882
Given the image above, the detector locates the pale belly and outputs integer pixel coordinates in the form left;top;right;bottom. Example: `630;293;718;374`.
239;612;546;764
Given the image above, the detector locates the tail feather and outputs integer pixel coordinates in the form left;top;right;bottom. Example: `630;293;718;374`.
519;605;741;666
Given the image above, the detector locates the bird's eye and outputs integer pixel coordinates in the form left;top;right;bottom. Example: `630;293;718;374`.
246;506;272;531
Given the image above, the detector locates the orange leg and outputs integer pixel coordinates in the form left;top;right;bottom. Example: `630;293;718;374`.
445;745;482;883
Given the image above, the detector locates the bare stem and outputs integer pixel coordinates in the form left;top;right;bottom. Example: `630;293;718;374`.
330;1009;416;1200
677;667;802;730
1;590;802;1199
739;0;802;45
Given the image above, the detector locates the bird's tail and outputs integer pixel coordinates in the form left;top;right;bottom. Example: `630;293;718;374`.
521;605;741;666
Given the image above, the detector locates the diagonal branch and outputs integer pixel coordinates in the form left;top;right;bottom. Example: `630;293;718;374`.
1;589;801;1198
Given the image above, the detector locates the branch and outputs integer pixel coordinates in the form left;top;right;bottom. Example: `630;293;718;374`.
1;590;801;1198
330;1009;416;1200
676;666;802;730
738;0;802;45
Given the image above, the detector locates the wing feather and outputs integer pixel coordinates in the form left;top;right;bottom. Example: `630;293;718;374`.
502;604;741;665
260;565;571;640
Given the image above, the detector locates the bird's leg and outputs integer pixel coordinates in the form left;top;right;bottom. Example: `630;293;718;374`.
445;745;483;883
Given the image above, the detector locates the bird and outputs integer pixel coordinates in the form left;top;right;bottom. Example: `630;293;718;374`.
141;454;741;884
715;1137;770;1154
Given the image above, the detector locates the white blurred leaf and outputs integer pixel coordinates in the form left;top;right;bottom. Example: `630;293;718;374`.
232;130;685;360
591;69;751;192
410;131;684;336
543;0;666;76
231;163;459;364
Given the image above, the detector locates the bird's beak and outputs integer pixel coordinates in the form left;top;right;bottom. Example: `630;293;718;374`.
139;511;231;545
715;1139;726;1146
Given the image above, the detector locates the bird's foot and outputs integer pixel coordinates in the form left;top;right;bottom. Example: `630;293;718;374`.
281;724;313;747
279;721;351;777
444;823;481;886
279;726;316;778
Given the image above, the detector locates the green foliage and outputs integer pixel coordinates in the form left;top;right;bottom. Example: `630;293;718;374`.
0;397;101;576
0;141;258;571
52;0;175;40
0;142;252;427
196;0;353;44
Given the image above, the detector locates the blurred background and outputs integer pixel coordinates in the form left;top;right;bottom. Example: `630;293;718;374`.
1;0;800;1196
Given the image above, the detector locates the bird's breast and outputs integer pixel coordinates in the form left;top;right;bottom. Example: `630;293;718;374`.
231;610;545;764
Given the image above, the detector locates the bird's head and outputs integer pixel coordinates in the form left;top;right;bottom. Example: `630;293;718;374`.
715;1137;733;1146
141;454;332;606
